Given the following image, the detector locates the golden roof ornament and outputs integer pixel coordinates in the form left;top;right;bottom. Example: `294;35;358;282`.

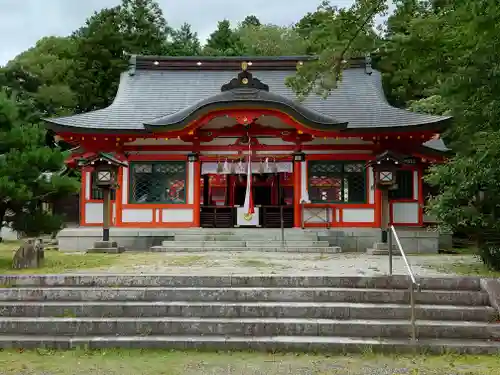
241;61;248;71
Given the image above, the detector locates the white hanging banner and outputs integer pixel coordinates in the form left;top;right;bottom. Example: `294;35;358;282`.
201;162;292;175
300;161;311;203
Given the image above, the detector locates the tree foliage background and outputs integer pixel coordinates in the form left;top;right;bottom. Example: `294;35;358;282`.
0;0;498;265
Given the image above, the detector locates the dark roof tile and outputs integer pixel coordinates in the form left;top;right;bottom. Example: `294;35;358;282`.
45;66;451;133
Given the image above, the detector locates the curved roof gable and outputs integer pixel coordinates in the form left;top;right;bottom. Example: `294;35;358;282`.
144;66;347;132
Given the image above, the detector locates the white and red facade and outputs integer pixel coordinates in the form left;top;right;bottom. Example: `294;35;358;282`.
74;123;432;230
46;56;449;233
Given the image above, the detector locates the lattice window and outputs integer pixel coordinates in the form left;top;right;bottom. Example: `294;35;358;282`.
90;170;116;200
308;161;366;203
129;162;187;204
390;170;414;200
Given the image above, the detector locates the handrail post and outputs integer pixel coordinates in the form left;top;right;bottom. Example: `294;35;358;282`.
388;225;393;276
391;225;419;346
280;205;284;248
410;283;416;344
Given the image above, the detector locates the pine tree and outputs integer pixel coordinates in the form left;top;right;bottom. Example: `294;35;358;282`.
0;91;78;239
241;15;261;28
70;0;170;112
204;20;241;56
170;23;201;56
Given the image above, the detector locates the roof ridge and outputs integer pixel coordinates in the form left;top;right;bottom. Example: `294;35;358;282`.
128;54;369;73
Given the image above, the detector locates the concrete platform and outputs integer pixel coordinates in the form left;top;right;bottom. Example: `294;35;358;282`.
57;227;442;253
149;246;342;253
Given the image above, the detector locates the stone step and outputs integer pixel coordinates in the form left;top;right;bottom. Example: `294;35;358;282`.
246;241;329;248
148;246;341;253
174;234;319;242
161;241;247;247
0;301;494;321
0;317;497;340
0;335;498;354
160;240;330;248
0;275;483;290
0;287;489;306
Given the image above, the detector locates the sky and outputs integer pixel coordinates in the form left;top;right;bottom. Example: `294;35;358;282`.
0;0;367;65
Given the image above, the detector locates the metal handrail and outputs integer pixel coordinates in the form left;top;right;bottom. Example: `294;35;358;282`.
388;225;420;344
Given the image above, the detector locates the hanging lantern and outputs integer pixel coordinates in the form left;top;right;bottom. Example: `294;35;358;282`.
271;157;278;174
259;158;265;174
237;159;245;174
216;158;223;174
222;159;230;174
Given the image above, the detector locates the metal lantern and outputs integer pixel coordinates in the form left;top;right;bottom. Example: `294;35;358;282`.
78;153;128;246
366;150;410;246
378;170;395;186
93;161;118;188
368;151;406;189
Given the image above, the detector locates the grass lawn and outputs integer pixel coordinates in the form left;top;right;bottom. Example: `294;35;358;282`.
430;260;500;278
425;247;500;277
0;241;206;274
0;349;499;375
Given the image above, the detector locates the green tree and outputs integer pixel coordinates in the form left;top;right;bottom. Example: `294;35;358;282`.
241;15;261;28
0;91;79;239
287;0;386;98
170;23;201;56
70;6;131;112
237;24;308;56
378;0;500;268
379;0;452;108
2;36;78;117
203;20;241;56
120;0;170;55
70;0;170;112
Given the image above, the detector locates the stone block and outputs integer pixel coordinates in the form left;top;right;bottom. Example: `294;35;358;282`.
87;240;125;254
366;248;388;255
337;236;358;252
418;238;439;253
480;278;500;314
12;239;44;269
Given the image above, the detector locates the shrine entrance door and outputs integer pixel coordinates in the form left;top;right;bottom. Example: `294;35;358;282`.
199;171;294;228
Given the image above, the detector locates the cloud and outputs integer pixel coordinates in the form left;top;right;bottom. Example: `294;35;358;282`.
0;0;360;65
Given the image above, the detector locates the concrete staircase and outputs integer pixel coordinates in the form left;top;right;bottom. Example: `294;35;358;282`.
150;230;342;253
0;275;499;353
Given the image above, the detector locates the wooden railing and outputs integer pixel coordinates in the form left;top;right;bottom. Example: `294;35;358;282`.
200;205;293;229
259;205;294;229
200;206;234;228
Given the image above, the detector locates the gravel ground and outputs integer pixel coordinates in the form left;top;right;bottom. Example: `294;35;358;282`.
76;251;477;276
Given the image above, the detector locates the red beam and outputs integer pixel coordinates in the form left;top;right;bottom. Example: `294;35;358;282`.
123;144;376;152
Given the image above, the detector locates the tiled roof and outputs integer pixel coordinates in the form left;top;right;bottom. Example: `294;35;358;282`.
45;56;451;134
422;138;451;154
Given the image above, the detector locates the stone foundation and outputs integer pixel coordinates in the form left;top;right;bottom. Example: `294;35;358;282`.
57;227;442;253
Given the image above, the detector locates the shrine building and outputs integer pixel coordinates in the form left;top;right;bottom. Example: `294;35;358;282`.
44;55;451;251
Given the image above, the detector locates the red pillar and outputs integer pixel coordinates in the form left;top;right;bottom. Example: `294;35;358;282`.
293;160;302;228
